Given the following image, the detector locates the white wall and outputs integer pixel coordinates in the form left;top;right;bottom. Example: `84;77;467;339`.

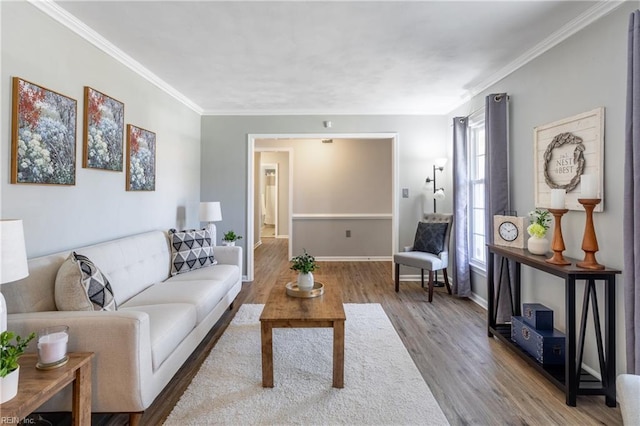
449;2;636;376
1;1;202;257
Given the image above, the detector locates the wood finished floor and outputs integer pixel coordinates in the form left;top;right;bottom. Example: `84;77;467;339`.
73;237;621;425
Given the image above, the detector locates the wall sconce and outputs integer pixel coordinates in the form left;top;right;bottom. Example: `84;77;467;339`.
425;158;447;212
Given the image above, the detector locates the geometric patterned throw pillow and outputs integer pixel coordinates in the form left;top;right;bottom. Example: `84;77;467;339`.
54;252;117;311
413;222;448;255
168;228;216;276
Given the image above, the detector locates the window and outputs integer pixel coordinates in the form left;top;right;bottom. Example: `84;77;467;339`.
468;111;486;268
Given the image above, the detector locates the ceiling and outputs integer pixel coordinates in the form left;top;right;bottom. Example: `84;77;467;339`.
52;1;615;115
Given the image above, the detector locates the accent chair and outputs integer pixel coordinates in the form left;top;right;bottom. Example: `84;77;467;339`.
394;213;453;302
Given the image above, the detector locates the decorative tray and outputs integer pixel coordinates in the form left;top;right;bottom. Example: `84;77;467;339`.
285;281;324;298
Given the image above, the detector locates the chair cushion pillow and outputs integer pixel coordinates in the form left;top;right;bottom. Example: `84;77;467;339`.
169;228;216;276
55;252;117;311
413;222;448;254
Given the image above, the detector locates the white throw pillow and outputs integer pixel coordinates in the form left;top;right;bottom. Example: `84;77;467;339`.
55;252;117;311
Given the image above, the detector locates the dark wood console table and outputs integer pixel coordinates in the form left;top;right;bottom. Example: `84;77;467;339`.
486;244;620;407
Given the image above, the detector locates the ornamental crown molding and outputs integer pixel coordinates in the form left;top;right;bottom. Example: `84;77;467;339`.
28;0;624;117
450;0;626;114
27;0;204;115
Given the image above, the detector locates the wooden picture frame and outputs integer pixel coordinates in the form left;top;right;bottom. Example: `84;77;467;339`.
126;124;156;191
83;87;124;171
11;77;77;185
533;107;604;212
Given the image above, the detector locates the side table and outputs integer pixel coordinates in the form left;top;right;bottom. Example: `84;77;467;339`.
0;352;94;425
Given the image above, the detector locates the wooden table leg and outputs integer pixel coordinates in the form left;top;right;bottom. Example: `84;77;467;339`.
72;357;92;426
261;320;274;387
333;320;345;388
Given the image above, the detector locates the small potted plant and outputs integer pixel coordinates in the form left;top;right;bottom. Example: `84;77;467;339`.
1;330;36;403
290;249;318;291
222;230;243;246
527;209;551;255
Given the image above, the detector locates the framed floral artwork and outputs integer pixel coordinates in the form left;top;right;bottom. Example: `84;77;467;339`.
126;124;156;191
83;87;124;171
11;77;77;185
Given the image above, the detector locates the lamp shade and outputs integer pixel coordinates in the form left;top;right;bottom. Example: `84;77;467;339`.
199;202;222;222
435;158;448;168
1;220;29;284
434;188;446;200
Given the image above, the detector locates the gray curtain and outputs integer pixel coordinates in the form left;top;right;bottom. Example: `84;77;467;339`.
453;117;471;297
624;9;640;375
484;93;512;323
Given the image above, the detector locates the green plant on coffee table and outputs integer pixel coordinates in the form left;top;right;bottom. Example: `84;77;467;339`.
527;209;551;238
290;249;317;274
0;330;36;377
222;230;242;242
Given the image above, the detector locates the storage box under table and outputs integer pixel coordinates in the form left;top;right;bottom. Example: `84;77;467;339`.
522;303;554;330
511;316;565;365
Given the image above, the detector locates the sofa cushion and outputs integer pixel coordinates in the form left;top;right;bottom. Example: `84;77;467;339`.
120;303;197;370
413;222;448;254
168;229;216;276
55;252;117;311
121;277;234;324
165;264;240;284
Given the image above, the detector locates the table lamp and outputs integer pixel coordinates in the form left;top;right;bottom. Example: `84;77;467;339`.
199;202;222;246
1;220;29;333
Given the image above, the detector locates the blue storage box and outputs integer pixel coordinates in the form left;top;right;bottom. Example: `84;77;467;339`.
522;303;554;330
511;316;565;365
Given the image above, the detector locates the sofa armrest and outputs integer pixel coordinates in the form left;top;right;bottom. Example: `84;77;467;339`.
8;310;153;412
617;374;640;425
213;245;243;269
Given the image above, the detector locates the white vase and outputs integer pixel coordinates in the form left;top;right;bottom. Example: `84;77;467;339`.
1;366;19;403
222;241;235;246
527;236;549;255
297;272;314;291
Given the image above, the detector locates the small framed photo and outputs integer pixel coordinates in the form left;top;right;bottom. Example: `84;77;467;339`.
83;87;125;171
126;124;156;191
11;77;77;185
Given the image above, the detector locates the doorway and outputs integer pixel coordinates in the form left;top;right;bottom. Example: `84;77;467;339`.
246;133;399;282
259;163;278;239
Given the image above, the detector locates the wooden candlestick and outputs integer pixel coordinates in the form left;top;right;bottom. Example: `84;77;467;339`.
576;198;605;270
546;208;570;265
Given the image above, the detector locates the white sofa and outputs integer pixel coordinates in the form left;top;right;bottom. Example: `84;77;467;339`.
2;230;242;423
617;374;640;425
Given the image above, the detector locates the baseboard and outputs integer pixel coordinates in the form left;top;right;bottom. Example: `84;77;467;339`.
275;235;289;239
398;274;448;281
315;256;392;262
254;240;262;249
242;275;249;282
469;292;488;310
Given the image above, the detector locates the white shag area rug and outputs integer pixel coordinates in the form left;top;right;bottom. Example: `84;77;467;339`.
164;303;449;425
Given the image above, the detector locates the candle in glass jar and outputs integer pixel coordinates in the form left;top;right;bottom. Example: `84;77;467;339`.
581;174;597;198
550;188;566;209
38;331;68;364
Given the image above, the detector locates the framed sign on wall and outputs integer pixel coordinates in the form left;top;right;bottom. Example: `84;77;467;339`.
533;107;604;212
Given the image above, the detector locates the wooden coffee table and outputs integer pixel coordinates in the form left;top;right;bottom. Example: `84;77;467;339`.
260;281;346;388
